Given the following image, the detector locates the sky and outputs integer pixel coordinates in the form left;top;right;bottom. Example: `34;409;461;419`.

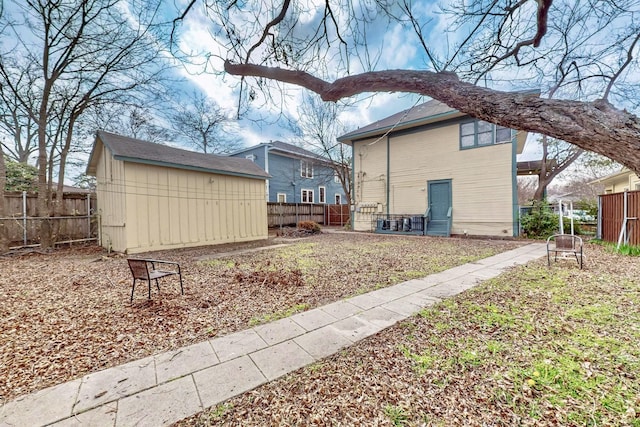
168;0;545;159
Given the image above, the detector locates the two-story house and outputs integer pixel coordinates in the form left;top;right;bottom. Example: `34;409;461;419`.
229;141;347;205
338;98;529;237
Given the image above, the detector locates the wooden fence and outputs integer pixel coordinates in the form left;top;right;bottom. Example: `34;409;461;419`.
599;190;640;245
0;191;98;247
267;203;350;228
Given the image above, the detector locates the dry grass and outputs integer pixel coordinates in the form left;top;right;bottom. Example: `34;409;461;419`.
0;232;519;402
175;243;640;427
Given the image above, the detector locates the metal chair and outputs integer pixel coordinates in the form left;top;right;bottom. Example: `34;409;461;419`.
546;234;584;269
127;258;183;302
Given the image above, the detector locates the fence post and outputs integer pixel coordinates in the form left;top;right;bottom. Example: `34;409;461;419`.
22;191;27;246
86;193;91;239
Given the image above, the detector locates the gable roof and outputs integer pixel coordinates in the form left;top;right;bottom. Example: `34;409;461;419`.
86;131;270;180
338;99;463;142
230;140;329;162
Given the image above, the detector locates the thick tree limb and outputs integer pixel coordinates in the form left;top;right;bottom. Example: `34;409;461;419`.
224;61;640;174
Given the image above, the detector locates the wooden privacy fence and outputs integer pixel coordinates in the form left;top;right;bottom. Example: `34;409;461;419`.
0;191;98;248
267;203;350;227
599;190;640;246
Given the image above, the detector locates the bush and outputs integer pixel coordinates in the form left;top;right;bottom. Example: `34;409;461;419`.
297;221;321;234
561;217;582;235
521;201;559;239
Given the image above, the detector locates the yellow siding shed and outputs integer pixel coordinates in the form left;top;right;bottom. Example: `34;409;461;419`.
87;131;269;253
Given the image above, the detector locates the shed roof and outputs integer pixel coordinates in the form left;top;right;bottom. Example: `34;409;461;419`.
87;131;270;180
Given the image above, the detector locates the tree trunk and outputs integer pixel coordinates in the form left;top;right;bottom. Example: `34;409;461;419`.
224;63;640;175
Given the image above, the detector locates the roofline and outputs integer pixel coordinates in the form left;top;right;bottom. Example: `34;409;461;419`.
337;110;463;142
589;168;631;184
113;155;270;180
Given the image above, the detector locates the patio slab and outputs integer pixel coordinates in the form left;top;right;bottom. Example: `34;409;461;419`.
250;340;315;381
290;308;337;331
0;379;81;426
210;329;269;363
155;341;219;384
115;376;201;427
192;356;266;409
294;326;354;359
74;356;156;413
253;317;306;346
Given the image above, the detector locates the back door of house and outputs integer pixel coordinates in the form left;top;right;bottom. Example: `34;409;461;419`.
426;179;452;236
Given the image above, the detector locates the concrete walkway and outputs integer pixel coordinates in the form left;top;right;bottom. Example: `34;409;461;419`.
0;243;547;427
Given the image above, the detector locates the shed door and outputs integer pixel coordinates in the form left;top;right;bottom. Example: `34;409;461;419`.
427;179;452;236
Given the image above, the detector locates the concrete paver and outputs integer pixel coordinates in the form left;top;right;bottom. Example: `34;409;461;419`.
319;300;361;319
0;379;81;426
250;340;315;380
210;329;268;363
192;356;265;409
253;317;306;346
115;376;202;427
74;356;156;413
0;242;548;427
357;306;407;329
346;293;386;310
155;341;219;384
290;308;337;331
294;326;353;359
331;316;384;341
51;402;117;427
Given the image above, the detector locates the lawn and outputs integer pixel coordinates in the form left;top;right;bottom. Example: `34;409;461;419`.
0;232;519;402
175;243;640;427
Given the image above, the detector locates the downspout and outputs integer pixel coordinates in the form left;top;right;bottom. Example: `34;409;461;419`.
264;144;270;202
511;130;519;237
386;135;390;215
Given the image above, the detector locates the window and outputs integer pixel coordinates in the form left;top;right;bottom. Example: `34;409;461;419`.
460;120;512;149
300;160;313;178
277;193;287;203
334;172;340;184
319;186;326;204
335;194;342;204
301;189;314;203
245;154;256;161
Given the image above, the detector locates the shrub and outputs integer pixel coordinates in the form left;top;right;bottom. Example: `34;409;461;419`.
521;201;559;239
561;217;582;235
297;221;321;233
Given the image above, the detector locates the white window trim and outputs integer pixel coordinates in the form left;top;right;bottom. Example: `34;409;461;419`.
277;193;287;203
334;172;340;184
301;188;314;203
335;194;342;204
319;186;326;204
300;160;313;178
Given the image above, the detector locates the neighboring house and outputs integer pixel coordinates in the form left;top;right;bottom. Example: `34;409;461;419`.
338;99;529;237
229;141;347;205
591;168;640;194
86;131;270;253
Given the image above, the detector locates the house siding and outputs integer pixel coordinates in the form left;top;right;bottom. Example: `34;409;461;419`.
121;162;267;253
94;142;127;251
351;123;515;236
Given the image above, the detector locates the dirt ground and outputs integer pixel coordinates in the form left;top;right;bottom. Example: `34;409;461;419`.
0;231;521;402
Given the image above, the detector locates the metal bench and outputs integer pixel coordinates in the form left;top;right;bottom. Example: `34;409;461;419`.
546;234;583;269
127;258;183;302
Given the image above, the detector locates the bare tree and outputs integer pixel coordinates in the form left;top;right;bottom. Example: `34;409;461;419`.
0;0;169;247
534;136;583;200
169;92;239;154
0;146;8;252
291;94;352;206
0;64;39;163
174;0;640;174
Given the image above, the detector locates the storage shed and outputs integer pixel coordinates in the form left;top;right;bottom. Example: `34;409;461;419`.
87;131;270;253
